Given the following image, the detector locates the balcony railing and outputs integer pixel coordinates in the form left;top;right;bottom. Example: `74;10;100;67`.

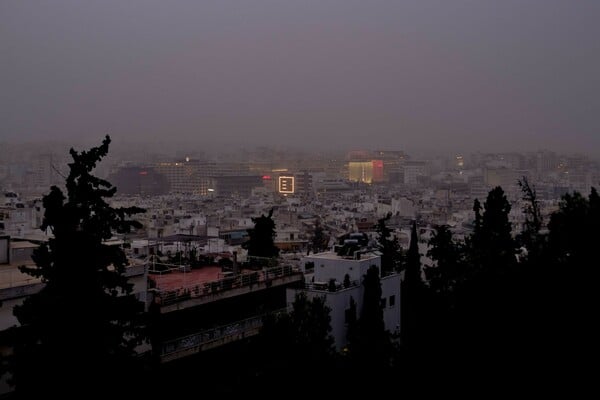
154;265;301;306
161;308;287;359
304;279;360;292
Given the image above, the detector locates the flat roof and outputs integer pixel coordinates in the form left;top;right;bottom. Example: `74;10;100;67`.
304;251;379;261
148;234;208;243
150;266;222;291
10;241;38;249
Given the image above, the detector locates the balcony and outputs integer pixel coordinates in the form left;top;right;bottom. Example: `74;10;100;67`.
160;308;286;362
152;265;304;313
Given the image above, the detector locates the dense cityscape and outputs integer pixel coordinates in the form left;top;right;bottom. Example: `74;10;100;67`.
1;139;598;395
2;0;599;396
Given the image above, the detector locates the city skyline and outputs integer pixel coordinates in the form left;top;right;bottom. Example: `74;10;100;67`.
2;1;600;156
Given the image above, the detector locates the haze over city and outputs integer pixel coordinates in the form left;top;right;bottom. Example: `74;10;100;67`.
2;0;599;156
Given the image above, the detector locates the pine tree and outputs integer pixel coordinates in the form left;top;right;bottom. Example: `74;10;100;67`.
425;224;464;297
467;187;515;275
243;208;280;265
375;213;402;275
11;136;146;395
546;187;599;365
289;292;335;361
454;187;518;370
258;292;334;385
518;178;542;240
311;218;327;253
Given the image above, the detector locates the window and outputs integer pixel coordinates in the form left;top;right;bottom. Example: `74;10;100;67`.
389;295;396;307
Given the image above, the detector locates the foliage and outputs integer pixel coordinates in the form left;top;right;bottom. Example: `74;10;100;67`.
259;292;335;376
375;212;403;274
401;221;425;349
425;224;464;296
10;136;146;395
347;265;392;368
242;208;280;263
466;187;515;275
311;218;328;253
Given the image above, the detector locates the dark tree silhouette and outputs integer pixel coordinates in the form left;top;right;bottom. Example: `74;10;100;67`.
258;292;334;388
447;186;520;379
545;187;599;372
347;265;391;370
311;218;328;253
401;221;424;349
478;186;515;271
345;295;358;344
425;224;464;297
518;178;542;241
375;212;402;275
289;292;335;361
11;136;146;396
242;208;279;264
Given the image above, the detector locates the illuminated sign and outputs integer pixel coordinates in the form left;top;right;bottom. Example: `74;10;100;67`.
278;176;295;194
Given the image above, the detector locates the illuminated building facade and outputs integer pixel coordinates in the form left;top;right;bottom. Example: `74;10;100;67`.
278;176;295;194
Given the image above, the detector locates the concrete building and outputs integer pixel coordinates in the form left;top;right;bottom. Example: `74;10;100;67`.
109;166;170;196
403;161;428;185
288;251;401;350
155;160;202;194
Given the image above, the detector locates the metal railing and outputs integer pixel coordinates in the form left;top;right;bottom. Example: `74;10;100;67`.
304;279;360;292
154;265;301;306
161;308;287;357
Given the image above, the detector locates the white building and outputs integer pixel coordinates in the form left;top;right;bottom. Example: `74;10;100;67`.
288;251;401;350
403;161;428;185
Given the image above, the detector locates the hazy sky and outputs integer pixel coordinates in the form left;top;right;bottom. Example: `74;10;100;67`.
2;0;599;155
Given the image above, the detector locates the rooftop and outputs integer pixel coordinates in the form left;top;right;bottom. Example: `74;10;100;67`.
305;251;379;261
150;266;222;292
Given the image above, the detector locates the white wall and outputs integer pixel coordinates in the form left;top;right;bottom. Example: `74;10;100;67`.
304;252;380;284
287;286;363;351
381;275;401;336
288;252;401;351
0;297;22;330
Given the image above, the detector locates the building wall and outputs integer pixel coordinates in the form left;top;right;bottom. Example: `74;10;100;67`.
210;175;262;197
304;252;380;284
290;253;400;350
381;274;401;336
109;166;170;196
295;287;360;350
0;297;23;331
288;274;400;351
348;161;373;183
403;162;427;185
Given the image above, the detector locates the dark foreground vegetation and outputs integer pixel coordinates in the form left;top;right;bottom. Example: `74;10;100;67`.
2;138;597;396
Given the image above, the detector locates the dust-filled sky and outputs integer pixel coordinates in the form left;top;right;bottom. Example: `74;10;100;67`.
1;0;599;155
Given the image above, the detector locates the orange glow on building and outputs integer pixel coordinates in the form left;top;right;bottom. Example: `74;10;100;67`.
278;176;295;194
